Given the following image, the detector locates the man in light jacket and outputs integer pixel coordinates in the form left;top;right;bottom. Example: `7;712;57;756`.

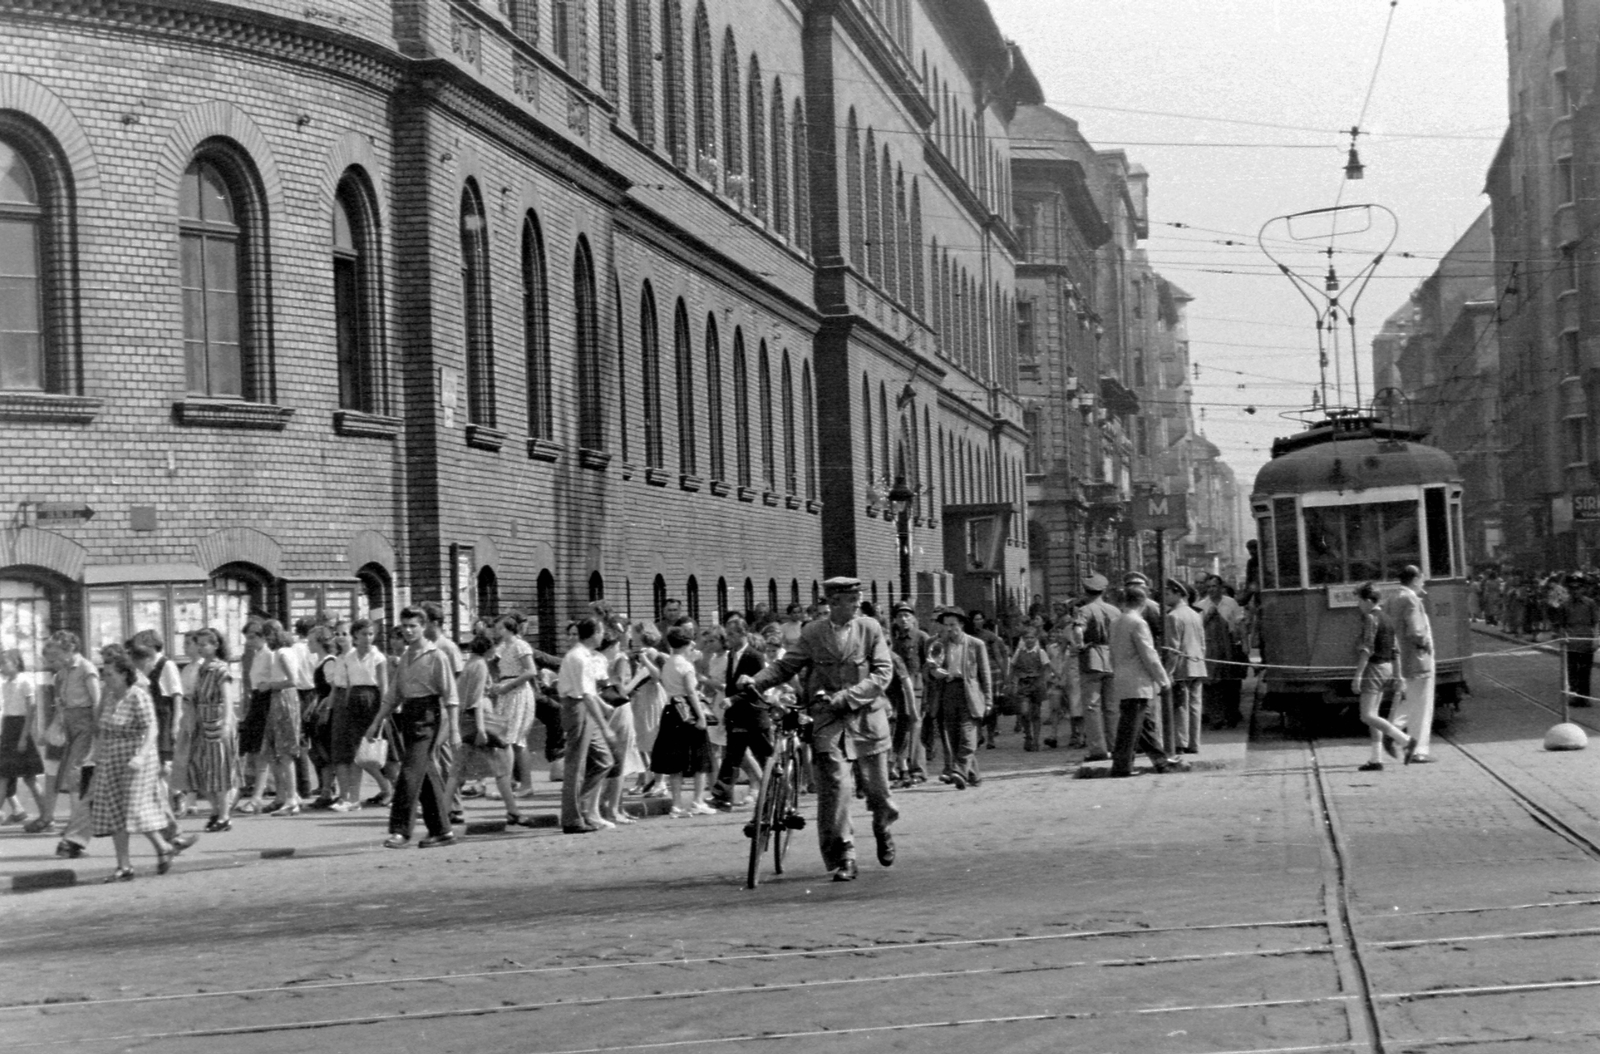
926;607;991;790
1109;586;1179;777
1163;580;1208;755
1382;565;1436;763
744;577;897;882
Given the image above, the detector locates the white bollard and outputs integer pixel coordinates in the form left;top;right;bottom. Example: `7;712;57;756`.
1543;723;1588;751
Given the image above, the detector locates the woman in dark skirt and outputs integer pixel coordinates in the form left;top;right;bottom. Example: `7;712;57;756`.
644;626;713;818
0;649;44;825
331;618;390;810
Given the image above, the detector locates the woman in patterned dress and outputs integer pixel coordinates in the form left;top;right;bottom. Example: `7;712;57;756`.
186;629;240;832
92;654;190;881
486;615;538;794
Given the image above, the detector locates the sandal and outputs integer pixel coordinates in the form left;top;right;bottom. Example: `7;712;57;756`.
104;867;135;883
156;849;174;875
363;794;392;808
235;801;260;815
170;833;199;856
506;814;538;828
204;817;232;833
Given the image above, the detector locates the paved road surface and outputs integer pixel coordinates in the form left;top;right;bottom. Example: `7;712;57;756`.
3;631;1598;1053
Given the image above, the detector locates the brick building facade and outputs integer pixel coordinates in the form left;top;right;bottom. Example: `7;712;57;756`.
0;0;1034;665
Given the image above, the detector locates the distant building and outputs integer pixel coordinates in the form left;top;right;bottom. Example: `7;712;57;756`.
1395;209;1502;565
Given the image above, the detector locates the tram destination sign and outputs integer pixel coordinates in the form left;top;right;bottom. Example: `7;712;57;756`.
1129;493;1188;532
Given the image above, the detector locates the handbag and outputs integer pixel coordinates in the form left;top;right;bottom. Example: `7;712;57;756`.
43;716;66;749
670;696;696;724
354;735;388;768
599;682;630;708
461;706;511;748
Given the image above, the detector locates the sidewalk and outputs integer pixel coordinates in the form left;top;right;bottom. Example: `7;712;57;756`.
0;779;675;893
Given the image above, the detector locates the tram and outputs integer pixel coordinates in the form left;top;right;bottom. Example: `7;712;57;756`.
1251;414;1471;725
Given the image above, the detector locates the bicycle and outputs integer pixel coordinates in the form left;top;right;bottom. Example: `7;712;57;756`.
744;697;811;889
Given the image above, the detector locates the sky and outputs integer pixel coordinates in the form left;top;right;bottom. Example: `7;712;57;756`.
984;0;1510;490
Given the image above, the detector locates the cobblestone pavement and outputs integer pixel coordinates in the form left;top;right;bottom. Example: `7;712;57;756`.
2;651;1597;1053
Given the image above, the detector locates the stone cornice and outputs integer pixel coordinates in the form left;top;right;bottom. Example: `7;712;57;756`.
0;0;407;94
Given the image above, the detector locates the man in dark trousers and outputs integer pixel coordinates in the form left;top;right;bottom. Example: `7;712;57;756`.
1558;574;1597;706
709;614;769;809
742;577;897;882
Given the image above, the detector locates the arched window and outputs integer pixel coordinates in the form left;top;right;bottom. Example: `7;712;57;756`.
878;382;890;483
613;272;629;460
732;329;751;487
801;362;817;500
652;573;667;621
746;56;766;220
862;373;874;483
780;351;796;494
0;128;79;396
881;147;897;297
704;315;725;481
770;80;788;237
743;577;755;614
181;154;262;399
686;575;700;622
790;579;800;607
716;577;729;619
864;129;880;281
640;283;663;466
792;101;811;255
626;0;655;147
537;570;558;653
459;181;494;426
574;236;601;448
598;0;619;98
511;0;537;44
767;578;779;612
758;341;775;490
333;171;383;414
476;567;499;619
910;178;924;318
661;0;687;168
673;299;695;474
552;0;588;78
691;2;715;171
521;214;552;438
894;168;909;306
923;406;934;519
811;580;820;605
720;29;742;195
845;110;863;269
589;571;606;601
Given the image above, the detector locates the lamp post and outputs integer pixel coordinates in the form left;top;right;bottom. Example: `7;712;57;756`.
888;475;916;604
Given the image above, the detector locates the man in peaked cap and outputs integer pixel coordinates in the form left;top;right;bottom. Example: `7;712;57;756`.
742;576;898;882
889;601;930;786
1074;573;1120;760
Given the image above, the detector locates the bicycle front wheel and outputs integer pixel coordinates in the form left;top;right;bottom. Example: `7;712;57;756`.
772;751;800;875
746;754;780;889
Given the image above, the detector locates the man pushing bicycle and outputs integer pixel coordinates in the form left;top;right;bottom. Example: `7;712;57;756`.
739;577;898;882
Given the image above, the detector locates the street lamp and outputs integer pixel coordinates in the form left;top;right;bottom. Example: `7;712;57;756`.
888;475;916;603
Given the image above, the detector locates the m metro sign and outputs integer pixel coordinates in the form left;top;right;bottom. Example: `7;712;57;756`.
1129;493;1188;532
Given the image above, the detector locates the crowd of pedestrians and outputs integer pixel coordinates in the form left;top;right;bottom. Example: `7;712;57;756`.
1469;567;1598;705
0;566;1255;879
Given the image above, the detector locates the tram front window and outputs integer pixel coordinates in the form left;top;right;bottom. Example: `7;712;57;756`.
1303;500;1421;585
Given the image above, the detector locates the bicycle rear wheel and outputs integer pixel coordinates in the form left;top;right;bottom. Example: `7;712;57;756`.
746;754;780;889
771;752;797;875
